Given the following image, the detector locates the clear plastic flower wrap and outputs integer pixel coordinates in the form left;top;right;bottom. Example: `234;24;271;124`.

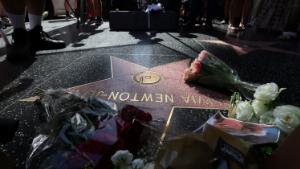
184;50;258;98
26;89;152;169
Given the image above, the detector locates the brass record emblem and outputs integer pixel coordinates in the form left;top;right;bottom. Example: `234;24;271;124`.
134;71;161;85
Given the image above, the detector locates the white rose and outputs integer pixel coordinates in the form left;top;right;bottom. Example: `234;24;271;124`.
254;83;284;103
252;100;269;117
273;105;300;133
111;150;133;167
259;111;275;125
236;101;254;122
132;159;144;169
143;162;155;169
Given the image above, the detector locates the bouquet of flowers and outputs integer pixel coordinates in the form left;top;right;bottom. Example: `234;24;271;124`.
184;50;258;98
26;89;152;169
230;83;300;134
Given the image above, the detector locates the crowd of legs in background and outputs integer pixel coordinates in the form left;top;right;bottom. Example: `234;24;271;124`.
226;0;252;31
64;0;103;25
0;0;66;62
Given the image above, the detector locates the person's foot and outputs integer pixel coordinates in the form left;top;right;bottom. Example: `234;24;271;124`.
239;23;245;31
66;11;71;18
29;25;66;51
202;20;213;31
228;24;239;31
182;20;196;30
66;12;74;19
86;17;95;24
96;17;103;26
6;28;35;62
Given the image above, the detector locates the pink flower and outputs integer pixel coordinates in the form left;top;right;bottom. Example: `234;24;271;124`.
184;50;209;81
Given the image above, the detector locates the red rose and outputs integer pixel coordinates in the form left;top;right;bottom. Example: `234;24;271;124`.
120;105;152;122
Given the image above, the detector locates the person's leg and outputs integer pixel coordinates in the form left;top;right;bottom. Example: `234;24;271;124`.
0;0;26;28
26;0;66;51
0;0;33;61
93;0;102;18
240;0;252;29
228;0;243;29
188;0;200;26
93;0;103;24
224;0;231;22
0;2;6;16
26;0;45;30
205;0;216;29
65;0;71;17
0;1;11;27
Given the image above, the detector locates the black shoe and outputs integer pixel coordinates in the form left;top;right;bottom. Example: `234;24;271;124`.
6;28;36;62
29;25;66;51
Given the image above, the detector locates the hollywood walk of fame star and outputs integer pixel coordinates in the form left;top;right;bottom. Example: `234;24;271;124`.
67;56;229;121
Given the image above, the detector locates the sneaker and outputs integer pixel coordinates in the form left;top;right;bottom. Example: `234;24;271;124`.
29;25;66;51
6;28;35;62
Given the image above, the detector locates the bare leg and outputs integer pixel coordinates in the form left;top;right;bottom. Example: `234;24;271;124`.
224;0;231;20
240;0;252;27
87;0;95;18
65;0;70;16
93;0;102;17
229;0;243;28
0;2;6;16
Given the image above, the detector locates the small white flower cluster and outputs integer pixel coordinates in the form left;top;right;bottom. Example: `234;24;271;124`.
111;150;154;169
234;83;300;133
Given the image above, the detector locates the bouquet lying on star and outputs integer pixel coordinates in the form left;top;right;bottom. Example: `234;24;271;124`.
184;50;258;98
229;82;300;135
26;89;153;169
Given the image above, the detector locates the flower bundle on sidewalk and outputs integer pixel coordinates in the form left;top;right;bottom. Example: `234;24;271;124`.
230;83;300;134
184;50;258;98
26;89;152;169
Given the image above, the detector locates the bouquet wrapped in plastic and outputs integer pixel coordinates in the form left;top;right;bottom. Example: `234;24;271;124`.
184;50;258;98
26;89;152;169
